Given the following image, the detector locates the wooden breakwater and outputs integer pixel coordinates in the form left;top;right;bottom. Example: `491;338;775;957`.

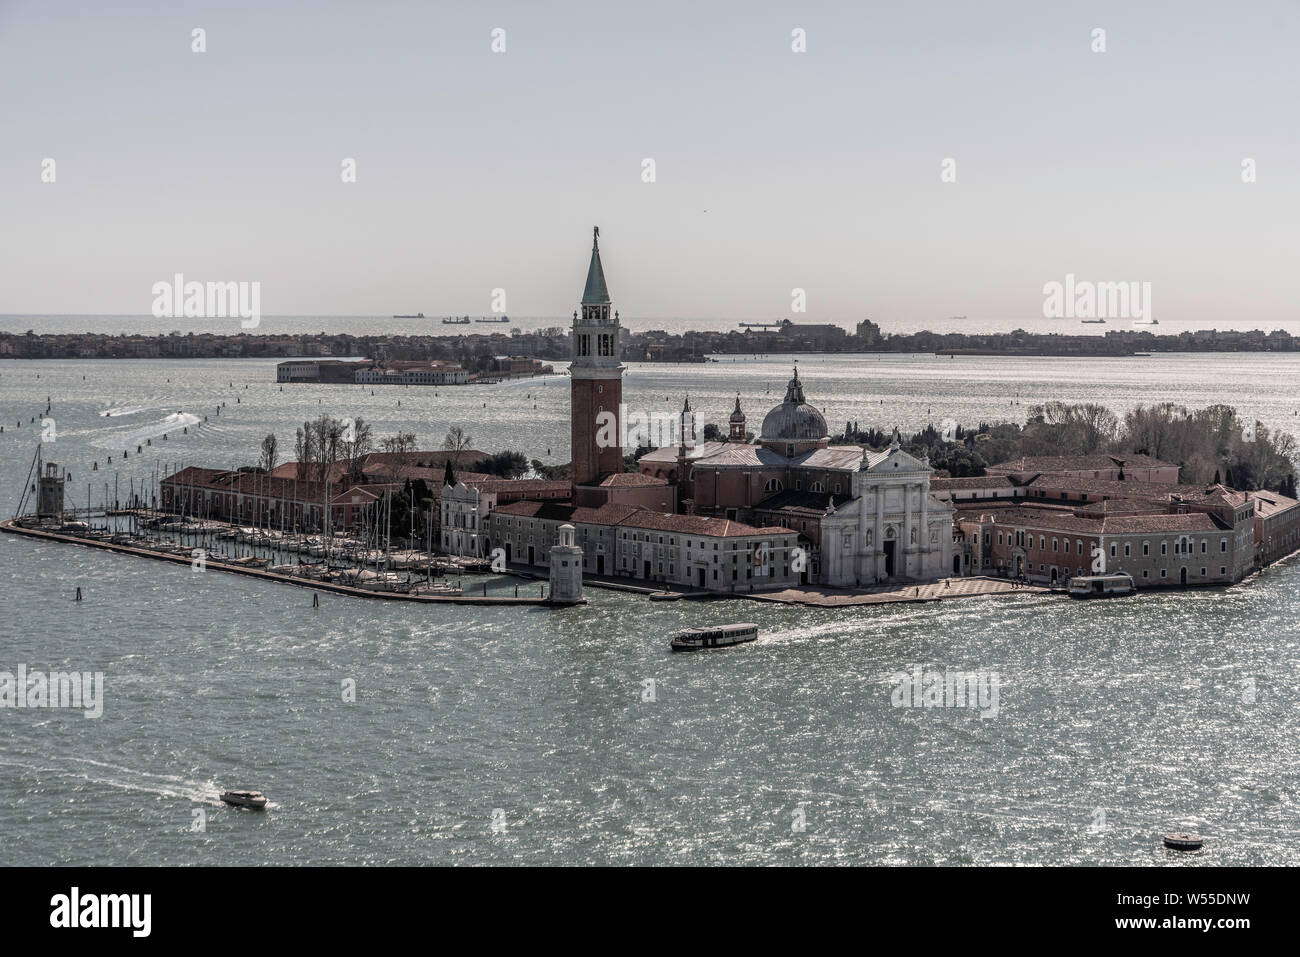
0;519;552;606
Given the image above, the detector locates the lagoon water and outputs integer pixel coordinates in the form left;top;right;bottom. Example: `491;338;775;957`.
1;352;1298;864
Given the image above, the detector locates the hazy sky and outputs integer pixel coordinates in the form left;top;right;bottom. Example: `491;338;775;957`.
1;0;1297;324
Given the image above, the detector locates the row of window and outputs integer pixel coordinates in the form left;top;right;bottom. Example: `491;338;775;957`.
994;530;1229;556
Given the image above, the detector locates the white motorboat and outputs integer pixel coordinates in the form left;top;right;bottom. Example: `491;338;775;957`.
219;789;268;809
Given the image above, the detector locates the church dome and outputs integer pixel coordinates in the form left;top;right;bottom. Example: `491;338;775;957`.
760;369;827;441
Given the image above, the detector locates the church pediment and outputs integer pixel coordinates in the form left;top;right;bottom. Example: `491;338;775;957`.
862;448;931;474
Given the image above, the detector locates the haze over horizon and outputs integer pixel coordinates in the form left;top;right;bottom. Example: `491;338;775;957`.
2;1;1297;324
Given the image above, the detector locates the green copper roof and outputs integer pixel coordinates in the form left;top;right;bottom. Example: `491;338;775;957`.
581;226;611;304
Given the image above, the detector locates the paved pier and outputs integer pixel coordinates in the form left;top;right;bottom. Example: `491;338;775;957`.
742;576;1053;607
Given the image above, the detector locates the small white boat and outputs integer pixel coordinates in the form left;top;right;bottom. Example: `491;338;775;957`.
220;789;268;809
1067;571;1135;598
671;622;759;652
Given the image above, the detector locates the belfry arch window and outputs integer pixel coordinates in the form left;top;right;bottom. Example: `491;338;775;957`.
763;479;783;493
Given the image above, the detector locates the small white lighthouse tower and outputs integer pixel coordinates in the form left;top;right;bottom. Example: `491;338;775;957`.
548;523;585;604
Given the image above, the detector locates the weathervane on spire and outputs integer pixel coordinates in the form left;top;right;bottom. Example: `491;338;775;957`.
593;225;600;247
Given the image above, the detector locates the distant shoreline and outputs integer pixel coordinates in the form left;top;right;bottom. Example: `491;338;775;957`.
3;325;1299;362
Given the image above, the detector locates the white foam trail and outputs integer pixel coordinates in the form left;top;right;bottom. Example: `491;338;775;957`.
99;405;149;418
91;411;202;449
45;756;224;804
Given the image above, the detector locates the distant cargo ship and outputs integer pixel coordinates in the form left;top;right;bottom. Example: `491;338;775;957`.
1081;318;1106;324
393;312;424;319
475;316;510;323
442;316;471;324
1132;318;1159;325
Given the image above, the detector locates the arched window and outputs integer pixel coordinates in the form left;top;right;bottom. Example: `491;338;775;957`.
763;479;783;493
810;481;824;493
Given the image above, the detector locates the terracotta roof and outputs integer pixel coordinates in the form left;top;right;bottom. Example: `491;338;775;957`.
269;449;487;483
638;442;785;468
594;472;669;487
469;478;570;493
794;446;866;471
1250;491;1300;518
931;475;1016;490
989;453;1177;473
491;501;790;538
491;500;580;522
751;489;846;515
614;510;790;538
956;504;1221;535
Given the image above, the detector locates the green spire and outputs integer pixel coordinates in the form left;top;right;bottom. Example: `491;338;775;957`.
581;226;610;304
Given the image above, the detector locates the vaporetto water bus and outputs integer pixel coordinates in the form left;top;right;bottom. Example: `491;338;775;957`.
670;623;759;651
1067;571;1136;598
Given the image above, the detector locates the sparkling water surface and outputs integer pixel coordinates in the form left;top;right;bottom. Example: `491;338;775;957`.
1;353;1298;865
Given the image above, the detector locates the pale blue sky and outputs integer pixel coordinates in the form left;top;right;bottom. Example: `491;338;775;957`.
1;0;1296;324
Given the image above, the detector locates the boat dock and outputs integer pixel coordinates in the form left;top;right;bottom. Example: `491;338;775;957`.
0;519;552;606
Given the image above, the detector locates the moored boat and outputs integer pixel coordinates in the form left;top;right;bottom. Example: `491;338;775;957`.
671;622;759;651
1067;571;1135;598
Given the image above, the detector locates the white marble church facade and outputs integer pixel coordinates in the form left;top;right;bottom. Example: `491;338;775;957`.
818;445;955;587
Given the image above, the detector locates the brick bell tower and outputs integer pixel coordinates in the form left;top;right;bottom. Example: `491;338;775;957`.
569;226;624;495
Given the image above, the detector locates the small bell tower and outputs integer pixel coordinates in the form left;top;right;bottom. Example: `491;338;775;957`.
728;394;746;441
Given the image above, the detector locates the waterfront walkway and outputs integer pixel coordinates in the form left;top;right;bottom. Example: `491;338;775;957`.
743;576;1052;607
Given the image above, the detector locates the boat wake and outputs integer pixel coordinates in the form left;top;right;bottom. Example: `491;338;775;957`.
99;405;150;418
90;411;203;450
5;755;226;805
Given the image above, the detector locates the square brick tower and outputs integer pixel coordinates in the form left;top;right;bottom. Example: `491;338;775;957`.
569;226;624;494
